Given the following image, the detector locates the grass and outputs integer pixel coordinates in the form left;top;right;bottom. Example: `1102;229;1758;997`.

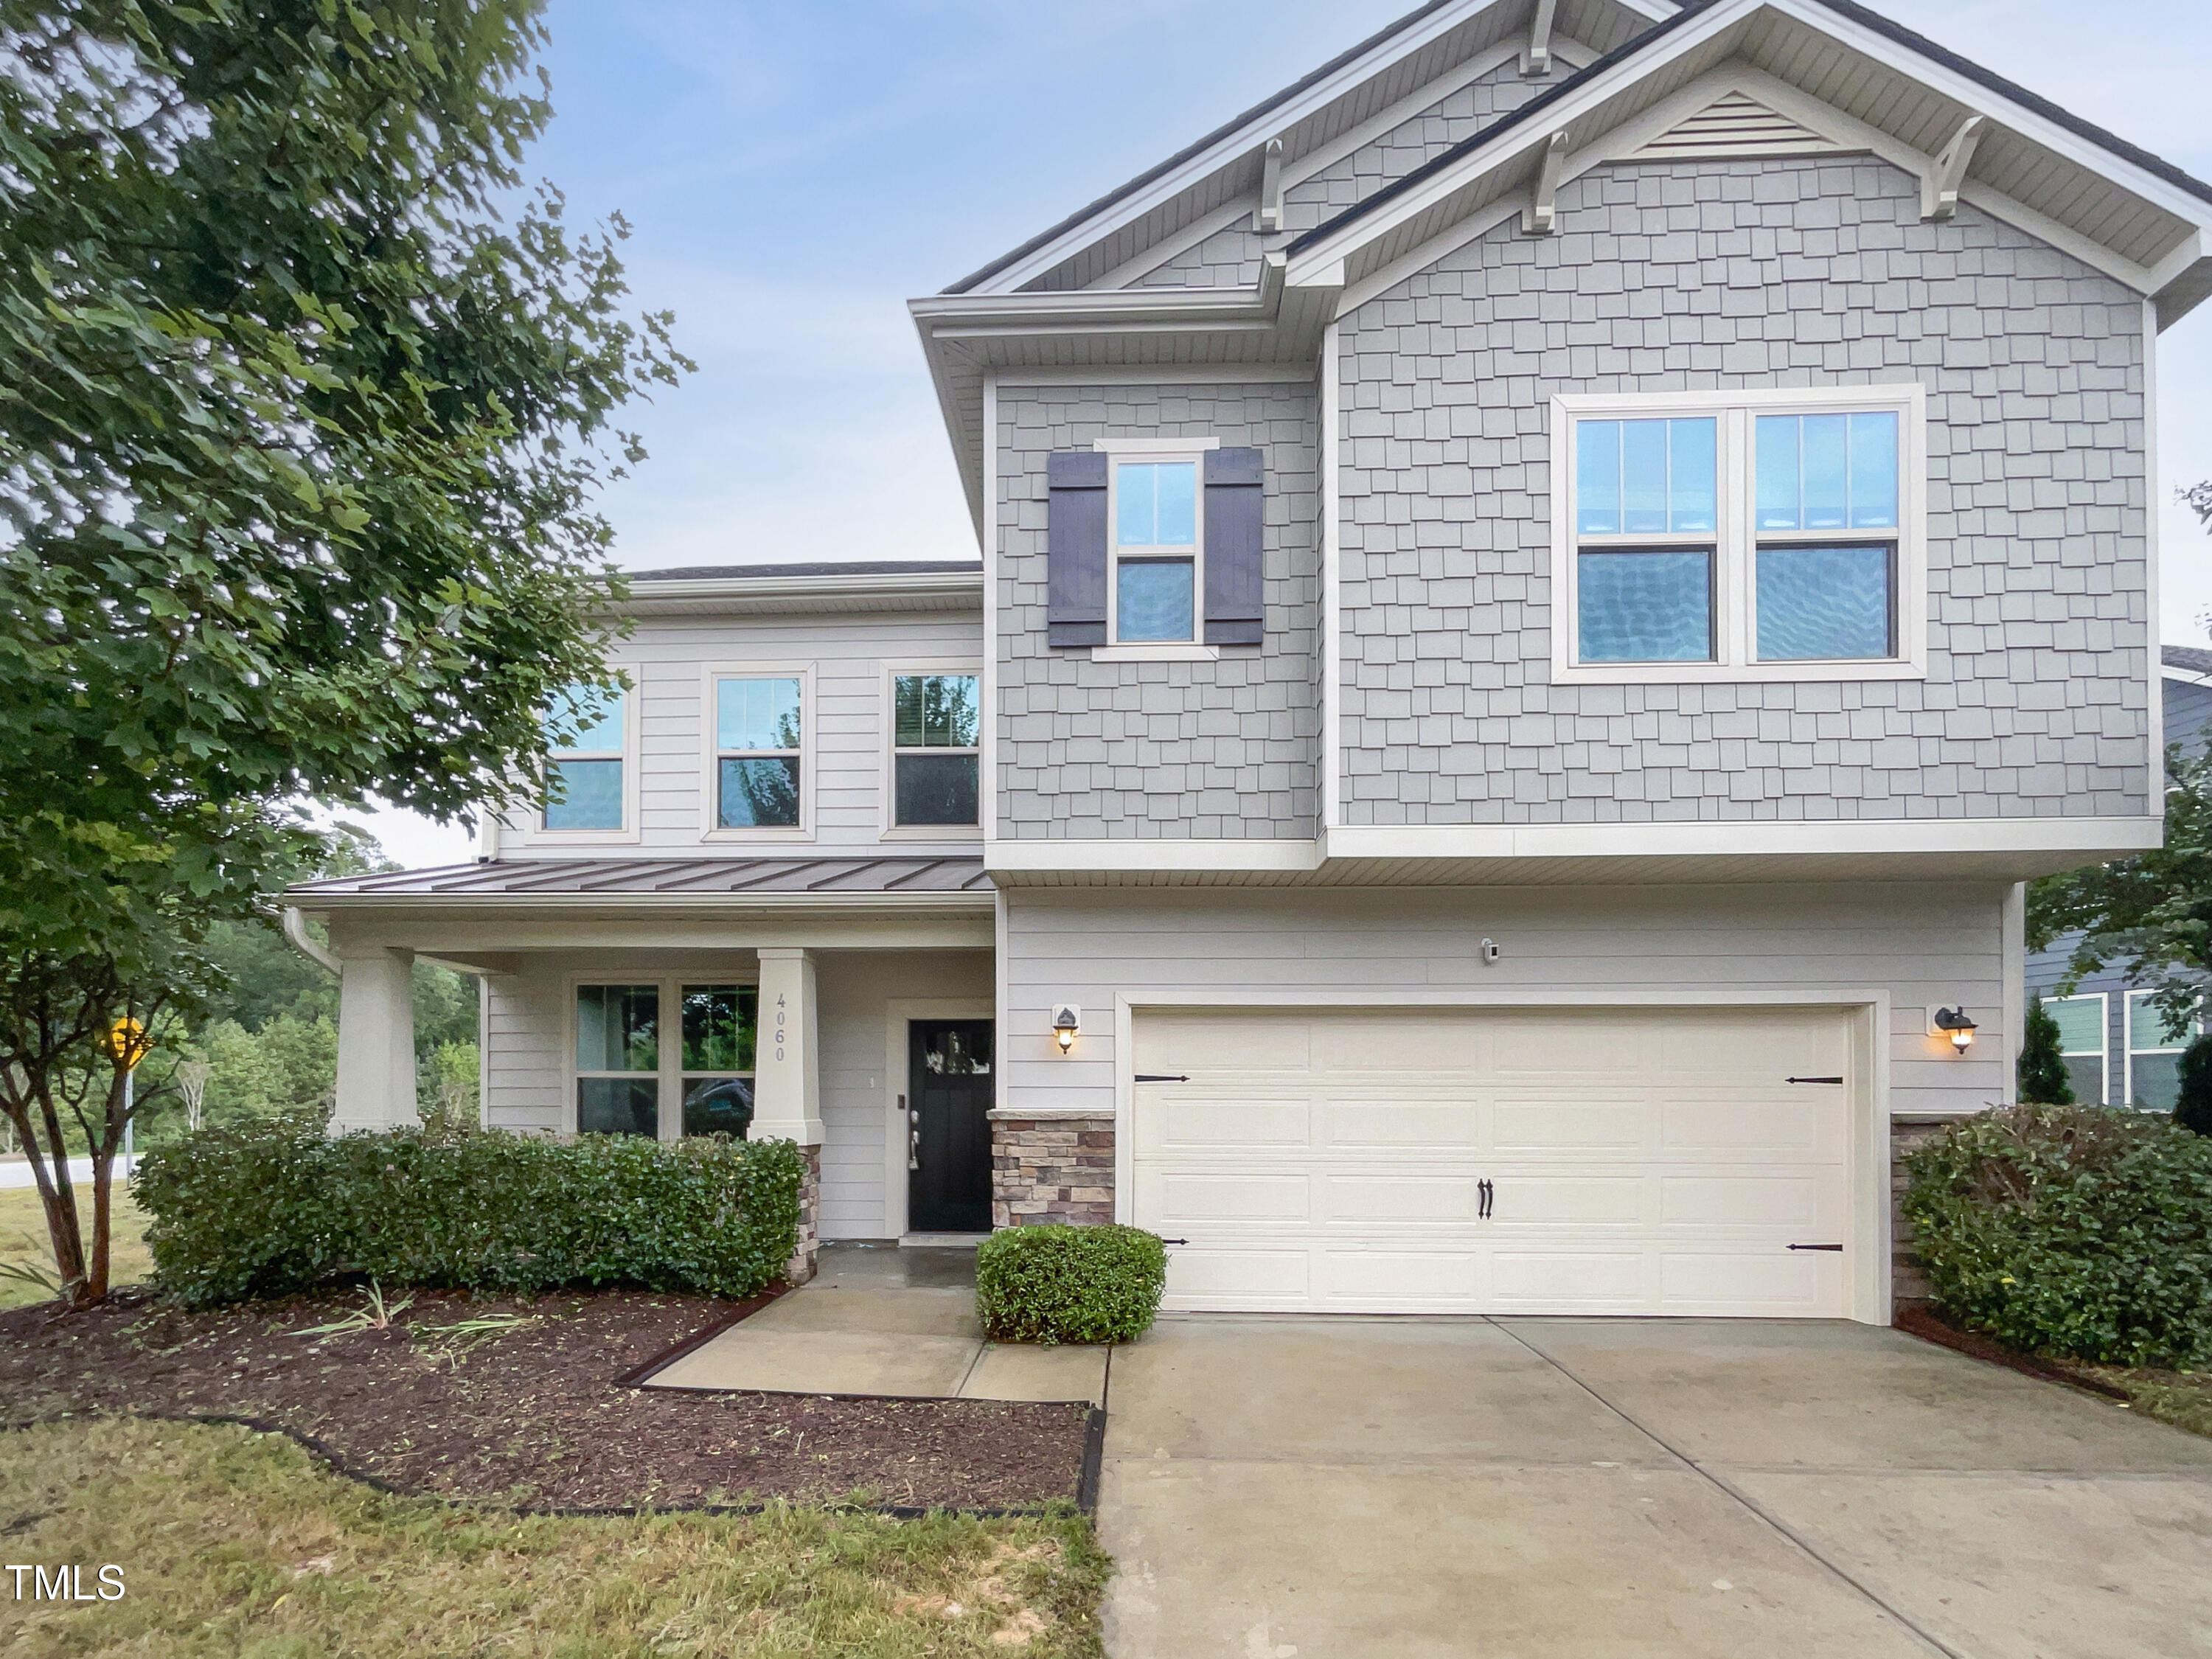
0;1183;151;1310
2086;1366;2212;1439
0;1417;1109;1657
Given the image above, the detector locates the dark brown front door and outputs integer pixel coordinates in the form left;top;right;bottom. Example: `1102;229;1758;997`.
908;1020;994;1233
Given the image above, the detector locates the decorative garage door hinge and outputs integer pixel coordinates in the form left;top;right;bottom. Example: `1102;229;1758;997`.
1787;1243;1844;1251
1784;1075;1843;1084
1134;1074;1190;1082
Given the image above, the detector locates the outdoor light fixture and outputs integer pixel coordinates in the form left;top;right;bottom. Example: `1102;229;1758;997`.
1932;1006;1978;1054
1051;1004;1081;1055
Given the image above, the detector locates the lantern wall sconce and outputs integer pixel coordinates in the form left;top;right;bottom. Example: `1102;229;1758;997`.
1051;1004;1081;1055
1929;1006;1978;1054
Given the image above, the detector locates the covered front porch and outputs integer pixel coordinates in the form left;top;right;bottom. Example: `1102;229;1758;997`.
286;856;1000;1273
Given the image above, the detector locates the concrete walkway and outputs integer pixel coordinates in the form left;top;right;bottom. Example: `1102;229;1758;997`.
1100;1315;2212;1659
646;1242;1107;1404
0;1155;137;1192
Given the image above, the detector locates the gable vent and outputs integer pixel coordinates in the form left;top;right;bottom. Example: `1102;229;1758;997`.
1635;91;1844;161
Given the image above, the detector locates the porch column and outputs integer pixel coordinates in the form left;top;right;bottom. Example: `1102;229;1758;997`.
753;947;822;1282
331;947;417;1133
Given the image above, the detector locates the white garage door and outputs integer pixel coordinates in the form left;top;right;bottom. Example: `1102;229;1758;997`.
1130;1006;1854;1317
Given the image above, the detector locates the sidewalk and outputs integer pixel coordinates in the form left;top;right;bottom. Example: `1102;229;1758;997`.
0;1155;139;1192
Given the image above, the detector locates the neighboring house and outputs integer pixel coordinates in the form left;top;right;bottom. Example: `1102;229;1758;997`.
288;0;2212;1326
2025;647;2212;1111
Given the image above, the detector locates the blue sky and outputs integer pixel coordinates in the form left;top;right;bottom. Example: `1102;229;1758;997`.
365;0;2212;864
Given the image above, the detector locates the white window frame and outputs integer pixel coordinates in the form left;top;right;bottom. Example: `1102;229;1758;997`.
880;661;984;840
536;675;641;844
700;663;814;842
1548;386;1928;685
1094;436;1219;661
2045;991;2108;1105
565;973;762;1144
2124;989;2200;1110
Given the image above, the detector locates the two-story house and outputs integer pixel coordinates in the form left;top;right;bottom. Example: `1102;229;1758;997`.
289;0;2212;1324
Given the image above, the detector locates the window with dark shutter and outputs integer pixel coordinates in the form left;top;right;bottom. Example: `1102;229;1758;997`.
1046;451;1108;647
1203;446;1264;646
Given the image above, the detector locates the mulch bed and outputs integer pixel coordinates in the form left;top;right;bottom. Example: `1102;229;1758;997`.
0;1287;1092;1513
1894;1300;2132;1399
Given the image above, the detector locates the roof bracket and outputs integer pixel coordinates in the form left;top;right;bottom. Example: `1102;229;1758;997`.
1255;136;1286;233
1521;131;1570;235
1921;113;1986;220
1520;0;1558;77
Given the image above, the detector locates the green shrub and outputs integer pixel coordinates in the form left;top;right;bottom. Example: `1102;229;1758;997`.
974;1224;1166;1345
2174;1031;2212;1137
2015;995;2075;1105
132;1121;805;1307
1902;1105;2212;1368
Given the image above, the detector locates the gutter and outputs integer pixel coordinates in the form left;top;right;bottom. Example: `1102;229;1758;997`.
281;906;341;975
287;889;998;914
608;567;984;608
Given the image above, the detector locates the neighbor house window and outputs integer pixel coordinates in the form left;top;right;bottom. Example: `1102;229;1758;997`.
1553;389;1922;681
679;984;757;1139
715;675;803;830
576;984;658;1136
2126;991;2199;1112
2044;992;2107;1107
543;683;625;831
891;673;979;827
1111;458;1200;642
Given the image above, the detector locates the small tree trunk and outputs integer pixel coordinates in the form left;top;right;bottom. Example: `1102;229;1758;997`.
18;1089;88;1298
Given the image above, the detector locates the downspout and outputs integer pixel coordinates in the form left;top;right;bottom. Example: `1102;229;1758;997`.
282;907;341;976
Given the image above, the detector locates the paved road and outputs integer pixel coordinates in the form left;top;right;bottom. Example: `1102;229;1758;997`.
0;1155;138;1192
1099;1314;2212;1658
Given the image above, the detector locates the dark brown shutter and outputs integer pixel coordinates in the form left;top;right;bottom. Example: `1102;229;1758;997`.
1046;450;1108;647
1203;446;1265;646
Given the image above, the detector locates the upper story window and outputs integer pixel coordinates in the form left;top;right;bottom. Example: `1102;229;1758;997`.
1112;458;1200;643
1551;387;1924;684
891;672;980;829
714;673;804;832
543;683;626;832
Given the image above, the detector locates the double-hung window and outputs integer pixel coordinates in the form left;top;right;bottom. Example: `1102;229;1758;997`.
1110;456;1201;644
1553;388;1924;682
713;673;804;832
574;981;757;1141
2125;991;2199;1112
2044;992;2108;1107
890;672;980;828
543;683;627;832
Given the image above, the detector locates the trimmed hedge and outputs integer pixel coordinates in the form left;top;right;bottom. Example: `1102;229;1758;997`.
1902;1105;2212;1368
975;1223;1166;1345
133;1121;805;1307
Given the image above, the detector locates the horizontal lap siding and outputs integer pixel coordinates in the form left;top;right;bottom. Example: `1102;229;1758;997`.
1337;153;2150;825
997;383;1321;839
1002;883;2007;1119
504;611;983;855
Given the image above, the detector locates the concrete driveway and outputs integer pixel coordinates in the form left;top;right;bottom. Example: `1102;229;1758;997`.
1099;1316;2212;1658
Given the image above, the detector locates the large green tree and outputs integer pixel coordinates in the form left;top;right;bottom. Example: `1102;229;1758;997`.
0;1;685;1303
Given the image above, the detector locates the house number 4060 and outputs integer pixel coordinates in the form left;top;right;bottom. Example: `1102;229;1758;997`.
774;993;787;1063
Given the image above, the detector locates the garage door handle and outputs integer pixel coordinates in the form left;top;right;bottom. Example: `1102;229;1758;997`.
1478;1178;1494;1219
1787;1243;1843;1251
1785;1076;1843;1085
1134;1074;1189;1082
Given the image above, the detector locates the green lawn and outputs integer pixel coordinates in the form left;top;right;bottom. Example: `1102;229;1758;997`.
0;1183;153;1309
0;1417;1107;1658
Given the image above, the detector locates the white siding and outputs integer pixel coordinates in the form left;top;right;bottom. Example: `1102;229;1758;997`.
504;608;984;857
1001;883;2010;1121
480;946;993;1239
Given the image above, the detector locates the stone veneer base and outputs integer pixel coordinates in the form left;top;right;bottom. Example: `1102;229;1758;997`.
990;1112;1115;1228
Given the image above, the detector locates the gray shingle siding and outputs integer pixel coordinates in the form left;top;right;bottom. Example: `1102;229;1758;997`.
995;383;1318;838
1132;58;1554;291
1337;153;2152;825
